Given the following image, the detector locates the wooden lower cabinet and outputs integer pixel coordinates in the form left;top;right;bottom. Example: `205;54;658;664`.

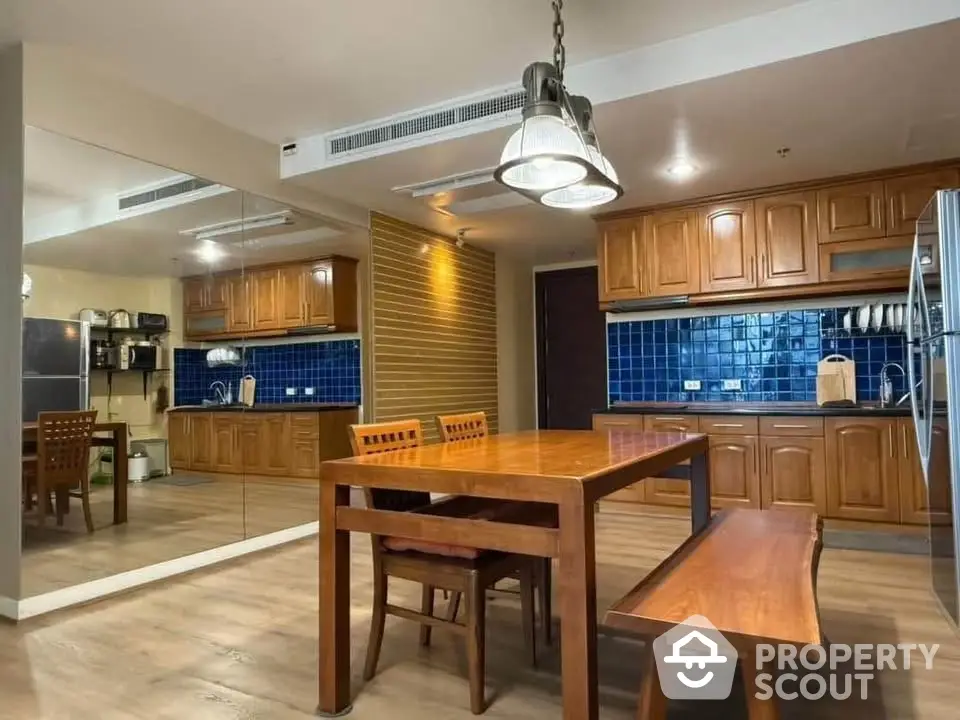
642;415;697;507
899;418;953;525
189;414;214;471
592;413;646;502
825;417;901;522
167;409;356;480
759;436;826;513
168;413;192;470
707;435;760;509
212;415;240;473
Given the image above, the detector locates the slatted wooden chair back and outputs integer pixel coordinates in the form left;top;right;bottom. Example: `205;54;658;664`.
348;420;430;552
436;411;488;443
37;410;98;488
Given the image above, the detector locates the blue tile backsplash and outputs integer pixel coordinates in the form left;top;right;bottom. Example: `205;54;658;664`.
608;306;912;404
174;339;361;406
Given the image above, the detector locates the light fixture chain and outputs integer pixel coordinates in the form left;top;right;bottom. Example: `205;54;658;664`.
552;0;565;81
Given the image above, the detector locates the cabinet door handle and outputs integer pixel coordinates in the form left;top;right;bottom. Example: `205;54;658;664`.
772;424;809;429
654;416;687;422
711;423;745;428
889;425;895;458
750;257;756;283
761;254;767;281
902;425;909;458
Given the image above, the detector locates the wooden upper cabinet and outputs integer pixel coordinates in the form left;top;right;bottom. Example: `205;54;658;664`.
899;418;953;526
279;265;306;327
226;275;254;333
825;417;900;522
183;275;227;313
643;210;700;297
304;261;334;325
252;270;281;331
698;201;757;293
597;220;643;301
707;435;760;509
755;191;819;287
759;436;826;514
886;169;960;237
817;180;885;243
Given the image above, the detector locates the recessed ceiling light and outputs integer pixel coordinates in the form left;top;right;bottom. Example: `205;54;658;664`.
666;159;697;180
195;240;225;264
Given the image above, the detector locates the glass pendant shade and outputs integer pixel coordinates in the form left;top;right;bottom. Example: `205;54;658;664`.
497;114;588;191
540;145;620;209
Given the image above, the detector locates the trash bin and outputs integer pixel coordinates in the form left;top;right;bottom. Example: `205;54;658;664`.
129;449;151;483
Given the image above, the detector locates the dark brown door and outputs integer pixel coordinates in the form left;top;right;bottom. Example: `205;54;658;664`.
536;267;607;429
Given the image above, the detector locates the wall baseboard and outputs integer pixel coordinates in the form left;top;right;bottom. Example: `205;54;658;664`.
6;521;318;621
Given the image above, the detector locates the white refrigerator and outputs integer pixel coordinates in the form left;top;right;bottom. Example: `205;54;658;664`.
907;189;960;627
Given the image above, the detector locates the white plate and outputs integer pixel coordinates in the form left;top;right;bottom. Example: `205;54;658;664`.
857;304;871;332
842;309;853;333
871;303;884;332
886;304;896;331
895;304;905;333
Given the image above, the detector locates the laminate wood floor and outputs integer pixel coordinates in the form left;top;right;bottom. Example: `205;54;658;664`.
21;476;319;597
3;505;958;719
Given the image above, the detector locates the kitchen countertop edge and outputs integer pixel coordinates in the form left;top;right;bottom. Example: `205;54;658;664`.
169;404;359;413
599;404;912;417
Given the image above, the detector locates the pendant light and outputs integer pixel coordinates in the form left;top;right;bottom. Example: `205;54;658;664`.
494;0;622;209
540;95;621;210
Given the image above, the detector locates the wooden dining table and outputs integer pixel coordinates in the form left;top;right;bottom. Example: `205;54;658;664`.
317;428;712;719
22;421;129;525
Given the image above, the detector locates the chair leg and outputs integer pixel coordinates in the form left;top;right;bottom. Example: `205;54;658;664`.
520;563;537;669
447;592;462;622
80;482;95;534
420;584;435;647
55;489;69;527
363;569;388;682
36;480;46;529
465;573;486;715
539;557;553;647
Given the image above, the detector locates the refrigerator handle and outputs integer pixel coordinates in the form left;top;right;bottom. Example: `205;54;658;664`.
906;252;930;479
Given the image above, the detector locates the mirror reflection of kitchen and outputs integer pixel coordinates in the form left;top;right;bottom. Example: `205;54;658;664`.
21;128;362;600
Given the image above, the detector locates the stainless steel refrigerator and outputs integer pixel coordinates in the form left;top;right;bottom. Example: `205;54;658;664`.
22;317;90;422
907;189;960;627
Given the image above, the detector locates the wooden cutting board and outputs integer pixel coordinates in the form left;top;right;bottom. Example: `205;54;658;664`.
816;354;856;406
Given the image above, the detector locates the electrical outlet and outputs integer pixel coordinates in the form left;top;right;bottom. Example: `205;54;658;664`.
722;379;743;391
285;387;296;396
683;380;702;391
304;387;315;396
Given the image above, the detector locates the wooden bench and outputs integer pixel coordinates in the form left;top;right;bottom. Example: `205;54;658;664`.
605;508;823;720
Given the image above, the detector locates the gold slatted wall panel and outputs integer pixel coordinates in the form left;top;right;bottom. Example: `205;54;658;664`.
370;213;498;442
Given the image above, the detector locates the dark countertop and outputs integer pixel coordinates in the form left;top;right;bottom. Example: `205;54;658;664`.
600;402;912;417
170;403;359;413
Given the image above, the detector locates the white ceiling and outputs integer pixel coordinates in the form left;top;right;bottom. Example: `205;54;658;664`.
23;129;364;276
10;0;808;142
287;19;960;262
8;1;960;267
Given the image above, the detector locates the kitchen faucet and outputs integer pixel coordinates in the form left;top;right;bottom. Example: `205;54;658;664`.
209;381;227;405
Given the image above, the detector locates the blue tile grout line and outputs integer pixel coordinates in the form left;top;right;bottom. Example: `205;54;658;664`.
173;339;361;406
607;304;941;405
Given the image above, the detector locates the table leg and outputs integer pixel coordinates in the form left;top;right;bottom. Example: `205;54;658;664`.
558;493;598;720
742;649;780;720
318;482;352;717
113;430;128;525
690;449;711;534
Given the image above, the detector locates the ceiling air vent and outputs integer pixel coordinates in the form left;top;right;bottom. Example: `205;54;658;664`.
327;89;524;158
118;178;216;211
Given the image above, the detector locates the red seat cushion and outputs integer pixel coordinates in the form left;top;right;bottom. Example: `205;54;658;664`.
382;536;481;559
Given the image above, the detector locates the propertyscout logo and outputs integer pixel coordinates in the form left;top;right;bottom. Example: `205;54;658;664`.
653;616;939;701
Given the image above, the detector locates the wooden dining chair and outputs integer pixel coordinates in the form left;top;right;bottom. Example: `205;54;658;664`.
436;411;555;646
22;410;99;532
350;419;539;715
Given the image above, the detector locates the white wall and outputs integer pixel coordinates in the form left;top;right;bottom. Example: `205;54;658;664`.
0;44;24;607
496;253;537;433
